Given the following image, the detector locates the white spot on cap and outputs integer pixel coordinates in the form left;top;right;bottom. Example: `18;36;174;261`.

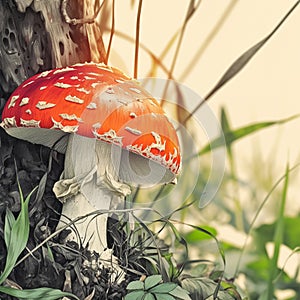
88;72;102;77
20;97;30;106
92;129;123;146
86;102;97;109
36;101;56;110
65;95;84;104
8;95;19;108
77;87;91;94
70;76;79;80
126;135;180;174
151;132;166;151
22;80;35;87
53;67;75;74
98;65;113;73
84;76;96;80
51;117;79;133
129;112;137;118
125;127;142;136
117;100;128;106
59;113;82;122
38;70;52;77
129;87;142;94
20;118;40;127
0;116;16;128
115;79;125;84
25;109;32;115
54;82;73;89
40;86;47;90
91;82;101;88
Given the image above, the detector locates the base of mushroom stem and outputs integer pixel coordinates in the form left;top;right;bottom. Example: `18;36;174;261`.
82;248;126;283
57;213;126;283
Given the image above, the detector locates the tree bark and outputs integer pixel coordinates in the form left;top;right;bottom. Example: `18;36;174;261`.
0;1;113;298
0;0;106;98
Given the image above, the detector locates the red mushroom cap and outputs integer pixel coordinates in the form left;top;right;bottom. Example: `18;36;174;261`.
1;62;181;176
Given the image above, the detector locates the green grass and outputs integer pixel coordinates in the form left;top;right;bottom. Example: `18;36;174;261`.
0;181;80;300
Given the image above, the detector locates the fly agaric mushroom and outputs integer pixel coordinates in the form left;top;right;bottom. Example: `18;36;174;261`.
0;62;181;276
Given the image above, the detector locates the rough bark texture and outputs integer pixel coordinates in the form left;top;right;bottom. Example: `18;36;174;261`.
0;1;136;299
0;0;97;97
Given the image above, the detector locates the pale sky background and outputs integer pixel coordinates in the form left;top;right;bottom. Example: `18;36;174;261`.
104;1;300;215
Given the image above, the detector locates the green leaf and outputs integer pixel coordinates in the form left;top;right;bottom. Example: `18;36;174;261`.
4;209;15;249
220;107;234;159
180;277;234;300
0;186;37;285
185;226;217;243
246;256;271;282
144;275;163;290
199;114;300;156
0;286;79;300
254;216;300;252
125;290;145;300
169;285;191;300
205;293;237;300
168;222;186;245
283;217;300;249
127;280;145;290
144;293;156;300
46;243;55;262
149;283;177;294
155;294;176;300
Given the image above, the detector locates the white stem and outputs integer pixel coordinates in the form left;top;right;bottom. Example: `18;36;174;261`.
53;134;131;277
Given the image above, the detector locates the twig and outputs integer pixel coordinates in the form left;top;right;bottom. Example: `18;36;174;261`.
134;0;143;78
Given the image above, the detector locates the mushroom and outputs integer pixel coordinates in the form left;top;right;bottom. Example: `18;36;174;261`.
0;62;181;278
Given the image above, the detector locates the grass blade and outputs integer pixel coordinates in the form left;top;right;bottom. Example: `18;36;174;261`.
265;164;290;299
161;0;202;108
106;29;173;77
179;0;238;81
4;209;15;250
0;186;37;284
167;0;202;79
205;0;300;101
233;163;300;278
0;286;79;300
197;114;300;156
134;0;143;78
181;1;300;125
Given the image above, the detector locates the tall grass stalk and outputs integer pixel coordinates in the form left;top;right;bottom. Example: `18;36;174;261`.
179;0;239;81
265;164;289;300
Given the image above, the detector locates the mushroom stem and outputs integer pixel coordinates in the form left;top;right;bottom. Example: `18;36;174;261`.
53;134;131;277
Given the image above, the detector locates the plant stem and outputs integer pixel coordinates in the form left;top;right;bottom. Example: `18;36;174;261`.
134;0;143;78
266;164;289;299
179;0;239;81
228;155;244;232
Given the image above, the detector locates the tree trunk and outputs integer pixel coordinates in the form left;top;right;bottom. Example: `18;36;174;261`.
0;1;132;299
